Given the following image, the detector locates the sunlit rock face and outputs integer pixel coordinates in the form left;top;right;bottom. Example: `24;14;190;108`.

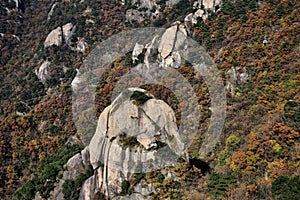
87;88;184;198
44;27;63;48
52;88;185;199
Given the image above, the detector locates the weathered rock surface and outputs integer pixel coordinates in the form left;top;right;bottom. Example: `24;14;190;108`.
35;61;52;83
132;43;144;62
226;67;249;95
44;23;75;48
51;88;185;199
76;40;88;52
44;27;63;48
158;25;178;59
62;23;76;44
158;23;187;67
47;3;57;21
186;0;223;24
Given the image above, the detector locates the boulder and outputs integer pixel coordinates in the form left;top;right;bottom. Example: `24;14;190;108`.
202;0;214;10
76;41;88;52
158;23;186;67
44;27;62;48
35;61;52;83
132;43;144;62
62;23;76;44
47;3;57;21
166;0;181;8
158;25;178;59
58;88;185;199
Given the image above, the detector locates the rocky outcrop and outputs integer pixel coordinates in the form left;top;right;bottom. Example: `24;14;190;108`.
185;0;223;24
124;0;160;23
76;40;88;52
44;27;63;48
158;22;187;67
132;43;144;62
51;88;185;199
47;3;57;21
35;61;52;83
129;22;188;68
44;23;75;48
226;66;249;95
62;23;76;45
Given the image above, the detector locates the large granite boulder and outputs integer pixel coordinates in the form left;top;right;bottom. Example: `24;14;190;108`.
35;61;52;83
50;88;185;199
44;27;63;48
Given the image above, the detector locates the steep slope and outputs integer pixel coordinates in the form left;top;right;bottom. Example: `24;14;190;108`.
0;0;299;199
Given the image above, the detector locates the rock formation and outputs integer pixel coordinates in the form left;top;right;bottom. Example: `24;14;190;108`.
44;27;63;48
62;23;76;45
35;61;52;83
226;66;249;95
185;0;222;23
44;23;75;48
51;88;185;199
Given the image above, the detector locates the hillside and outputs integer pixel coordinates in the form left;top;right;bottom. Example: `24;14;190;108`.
0;0;299;199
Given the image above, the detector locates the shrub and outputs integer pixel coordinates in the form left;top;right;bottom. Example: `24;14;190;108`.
157;173;165;183
121;180;130;194
271;175;300;200
207;172;237;197
226;135;240;150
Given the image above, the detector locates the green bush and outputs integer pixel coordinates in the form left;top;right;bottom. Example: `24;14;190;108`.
226;135;240;150
271;175;300;200
130;91;153;106
62;165;93;200
157;173;165;183
121;180;130;194
207;172;237;197
14;144;83;199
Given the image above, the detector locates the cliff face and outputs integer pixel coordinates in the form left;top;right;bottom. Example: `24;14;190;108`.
51;88;185;199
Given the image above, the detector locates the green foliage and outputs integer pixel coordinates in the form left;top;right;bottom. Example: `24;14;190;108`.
130;91;153;106
217;149;231;166
133;173;145;182
62;165;94;200
14;144;83;199
226;135;240;150
271;175;300;200
121;180;130;195
157;173;165;183
207;172;237;197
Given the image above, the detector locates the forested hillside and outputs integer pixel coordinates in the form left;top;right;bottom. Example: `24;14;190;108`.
0;0;299;199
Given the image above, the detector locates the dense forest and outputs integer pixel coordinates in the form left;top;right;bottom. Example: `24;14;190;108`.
0;0;299;199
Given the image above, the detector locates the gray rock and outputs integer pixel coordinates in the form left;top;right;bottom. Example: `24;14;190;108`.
226;67;249;95
158;25;178;59
47;3;57;21
62;23;76;44
81;147;90;166
132;43;144;62
44;27;62;48
158;23;187;67
76;41;88;52
134;180;154;196
80;167;102;200
203;0;214;10
166;0;181;8
83;88;184;198
64;153;83;171
35;61;52;83
113;193;149;200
